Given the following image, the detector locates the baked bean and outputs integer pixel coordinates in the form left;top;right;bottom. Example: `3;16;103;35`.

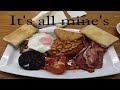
64;41;70;44
67;44;71;48
61;49;66;53
45;38;86;71
48;39;84;58
68;48;72;51
51;48;56;50
57;45;63;49
51;44;57;48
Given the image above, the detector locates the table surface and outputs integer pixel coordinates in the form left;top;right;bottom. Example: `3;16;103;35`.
0;11;120;79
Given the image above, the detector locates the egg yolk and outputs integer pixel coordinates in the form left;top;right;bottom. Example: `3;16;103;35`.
39;37;53;45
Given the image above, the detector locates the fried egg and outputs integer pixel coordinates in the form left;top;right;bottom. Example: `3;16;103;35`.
28;33;55;53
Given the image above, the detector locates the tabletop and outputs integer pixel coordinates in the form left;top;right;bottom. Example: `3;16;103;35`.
0;11;120;79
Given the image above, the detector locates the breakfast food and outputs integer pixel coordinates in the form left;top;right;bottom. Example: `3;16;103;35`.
47;39;84;58
81;25;119;47
19;40;29;53
3;24;119;74
54;28;83;41
75;36;106;72
17;26;119;74
3;24;38;47
27;33;55;53
18;50;45;70
44;55;67;74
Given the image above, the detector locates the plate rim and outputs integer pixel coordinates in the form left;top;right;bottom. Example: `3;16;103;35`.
1;27;120;79
0;44;120;79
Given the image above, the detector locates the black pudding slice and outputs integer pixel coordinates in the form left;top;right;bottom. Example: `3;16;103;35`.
18;50;45;70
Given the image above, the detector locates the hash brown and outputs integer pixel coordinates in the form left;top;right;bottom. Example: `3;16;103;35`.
54;28;83;41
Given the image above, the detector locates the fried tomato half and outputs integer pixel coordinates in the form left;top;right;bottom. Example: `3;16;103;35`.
45;55;67;74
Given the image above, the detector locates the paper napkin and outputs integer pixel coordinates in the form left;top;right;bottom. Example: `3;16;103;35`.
67;11;87;18
32;11;87;27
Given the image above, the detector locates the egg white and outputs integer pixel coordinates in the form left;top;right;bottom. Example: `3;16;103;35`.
28;33;54;53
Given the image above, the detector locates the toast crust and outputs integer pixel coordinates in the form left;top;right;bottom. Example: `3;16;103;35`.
3;24;38;47
81;25;119;47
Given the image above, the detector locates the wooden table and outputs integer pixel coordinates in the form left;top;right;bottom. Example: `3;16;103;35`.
0;11;120;79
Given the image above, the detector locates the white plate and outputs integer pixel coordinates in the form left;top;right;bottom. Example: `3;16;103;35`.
116;22;120;34
0;27;120;79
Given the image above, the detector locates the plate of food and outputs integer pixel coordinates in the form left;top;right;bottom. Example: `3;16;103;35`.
0;24;120;79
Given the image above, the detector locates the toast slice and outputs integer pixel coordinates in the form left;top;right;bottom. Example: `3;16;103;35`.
81;25;119;47
3;24;38;47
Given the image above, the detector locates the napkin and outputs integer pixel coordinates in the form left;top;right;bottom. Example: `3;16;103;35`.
32;11;67;25
44;11;67;24
32;11;87;27
32;11;52;25
67;11;87;18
